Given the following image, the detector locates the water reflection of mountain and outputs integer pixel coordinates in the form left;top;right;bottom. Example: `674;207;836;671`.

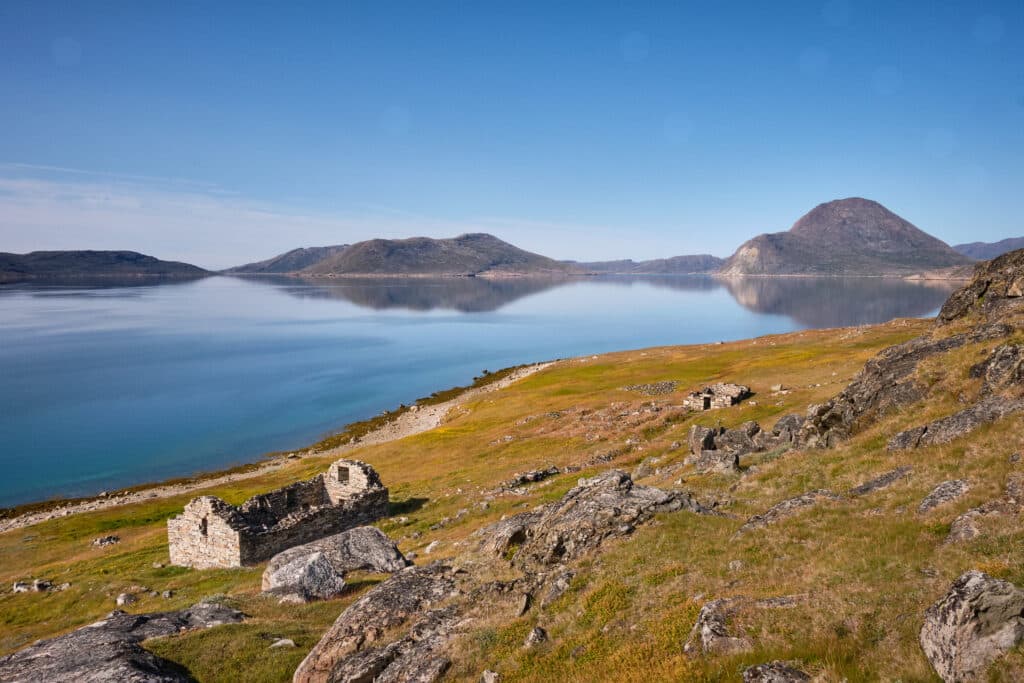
263;276;573;313
251;273;959;326
721;277;959;327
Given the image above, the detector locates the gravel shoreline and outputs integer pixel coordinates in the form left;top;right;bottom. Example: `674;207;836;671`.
0;362;554;534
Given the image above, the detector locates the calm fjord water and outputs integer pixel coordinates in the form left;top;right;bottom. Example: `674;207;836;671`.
0;275;955;507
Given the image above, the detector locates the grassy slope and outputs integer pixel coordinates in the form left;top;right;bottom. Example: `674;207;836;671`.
3;318;1023;681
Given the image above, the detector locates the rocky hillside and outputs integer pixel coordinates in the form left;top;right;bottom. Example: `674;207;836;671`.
224;246;350;274
569;254;724;275
0;250;208;283
954;237;1024;261
720;198;973;276
6;252;1024;681
302;233;579;277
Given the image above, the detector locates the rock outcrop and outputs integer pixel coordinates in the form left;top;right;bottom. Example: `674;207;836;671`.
920;570;1024;682
848;466;912;496
742;661;811;682
736;490;841;535
919;480;971;513
938;249;1024;324
0;602;244;683
262;526;407;601
946;474;1023;543
295;471;715;682
888;396;1024;451
683;598;752;655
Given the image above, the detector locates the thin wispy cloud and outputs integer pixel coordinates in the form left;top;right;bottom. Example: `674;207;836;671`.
0;164;642;270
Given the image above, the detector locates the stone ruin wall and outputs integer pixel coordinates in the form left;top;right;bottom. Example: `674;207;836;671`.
167;459;389;569
167;496;244;569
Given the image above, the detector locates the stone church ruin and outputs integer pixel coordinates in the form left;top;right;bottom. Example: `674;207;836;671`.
168;459;389;569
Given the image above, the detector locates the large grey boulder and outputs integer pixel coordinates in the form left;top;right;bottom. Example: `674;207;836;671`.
262;526;407;601
920;570;1024;682
694;449;739;474
0;602;244;683
264;551;347;603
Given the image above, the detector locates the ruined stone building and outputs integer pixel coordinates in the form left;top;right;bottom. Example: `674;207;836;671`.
682;383;750;411
167;459;389;569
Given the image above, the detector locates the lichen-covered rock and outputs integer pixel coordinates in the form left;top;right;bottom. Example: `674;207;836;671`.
742;661;811;682
716;421;761;454
262;526;406;601
694;449;739;474
293;563;460;682
944;474;1023;544
798;324;1012;449
919;480;971;513
735;490;841;535
683;598;752;655
503;470;713;569
920;570;1024;682
0;602;244;683
970;344;1024;395
848;466;912;496
938;249;1024;324
688;425;719;454
888;396;1024;450
262;551;347;603
523;626;548;647
299;473;715;683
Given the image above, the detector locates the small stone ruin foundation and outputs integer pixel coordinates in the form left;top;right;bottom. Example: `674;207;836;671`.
682;383;750;411
167;459;389;569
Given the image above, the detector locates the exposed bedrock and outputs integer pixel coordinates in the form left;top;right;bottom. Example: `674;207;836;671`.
0;602;244;683
294;471;716;683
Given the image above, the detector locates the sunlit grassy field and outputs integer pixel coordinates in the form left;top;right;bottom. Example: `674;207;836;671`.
3;317;1023;681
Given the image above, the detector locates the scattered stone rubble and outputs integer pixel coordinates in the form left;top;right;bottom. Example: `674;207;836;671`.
685;413;806;474
920;570;1024;682
167;459;388;569
622;381;678;396
0;602;244;682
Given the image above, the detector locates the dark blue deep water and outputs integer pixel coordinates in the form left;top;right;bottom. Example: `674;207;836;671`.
0;275;956;506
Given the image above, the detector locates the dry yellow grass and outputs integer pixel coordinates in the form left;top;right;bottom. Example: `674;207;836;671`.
4;316;1024;681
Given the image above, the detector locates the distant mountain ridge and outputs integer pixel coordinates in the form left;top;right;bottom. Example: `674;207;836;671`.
300;233;577;277
0;251;208;284
225;245;350;274
223;198;987;280
954;238;1024;261
567;254;723;274
720;198;973;276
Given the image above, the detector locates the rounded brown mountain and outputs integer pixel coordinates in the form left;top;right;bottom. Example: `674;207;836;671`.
720;197;973;276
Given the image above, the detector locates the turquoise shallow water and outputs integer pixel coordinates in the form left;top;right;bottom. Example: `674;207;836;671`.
0;274;955;507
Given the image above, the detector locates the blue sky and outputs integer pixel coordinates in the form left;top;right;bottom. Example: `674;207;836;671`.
1;1;1022;269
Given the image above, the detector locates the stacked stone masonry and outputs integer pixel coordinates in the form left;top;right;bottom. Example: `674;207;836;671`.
682;383;751;411
167;459;389;569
